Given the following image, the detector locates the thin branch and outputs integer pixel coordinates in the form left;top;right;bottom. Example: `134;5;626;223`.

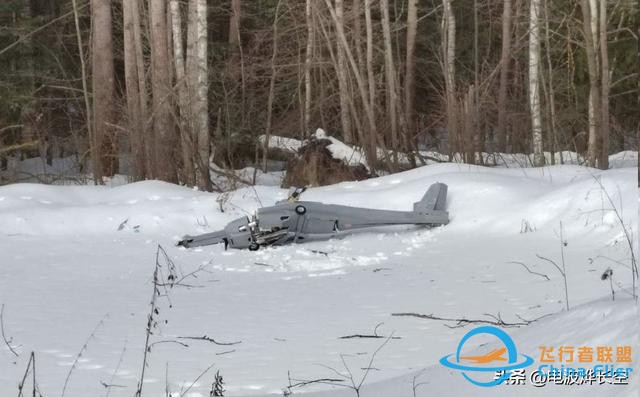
148;340;190;349
0;2;90;57
508;261;550;280
358;332;395;389
176;335;241;346
536;254;564;276
287;377;345;389
179;363;216;397
391;312;548;328
0;304;19;357
338;322;401;339
17;351;35;397
61;314;109;397
104;340;127;397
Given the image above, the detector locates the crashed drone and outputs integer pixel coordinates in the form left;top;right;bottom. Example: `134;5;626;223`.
178;182;449;251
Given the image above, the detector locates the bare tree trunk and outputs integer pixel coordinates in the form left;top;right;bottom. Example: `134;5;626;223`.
442;0;457;159
263;0;283;172
304;0;313;137
187;0;210;190
543;0;558;165
529;0;544;166
598;0;609;169
70;0;95;181
228;0;246;125
229;0;241;47
132;0;149;177
472;0;481;163
353;0;365;75
497;0;511;153
149;0;177;182
364;0;376;129
170;0;194;185
405;0;418;143
581;0;601;167
335;0;353;144
380;0;399;159
92;0;117;178
463;85;477;163
124;0;146;180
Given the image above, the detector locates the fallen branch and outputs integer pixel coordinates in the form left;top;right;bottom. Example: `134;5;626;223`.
508;261;550;281
287;377;345;389
177;335;241;346
338;322;401;339
338;334;401;339
391;312;548;328
101;381;126;389
215;349;236;356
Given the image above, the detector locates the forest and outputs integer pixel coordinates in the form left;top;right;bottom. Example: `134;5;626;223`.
0;0;638;190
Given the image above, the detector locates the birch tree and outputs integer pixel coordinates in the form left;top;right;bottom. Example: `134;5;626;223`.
229;0;241;47
186;0;210;190
170;0;194;185
529;0;544;166
335;0;353;144
598;0;609;169
581;0;601;168
442;0;457;158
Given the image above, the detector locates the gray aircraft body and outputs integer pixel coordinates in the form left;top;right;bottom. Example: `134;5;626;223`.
177;182;449;250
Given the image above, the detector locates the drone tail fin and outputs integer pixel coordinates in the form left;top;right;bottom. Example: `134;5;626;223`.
413;182;449;225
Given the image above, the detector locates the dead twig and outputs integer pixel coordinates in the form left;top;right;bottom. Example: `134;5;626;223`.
1;304;19;358
591;175;638;301
177;335;241;346
179;363;216;397
61;314;108;397
103;340;127;397
391;312;549;328
508;261;550;281
338;322;401;340
135;246;164;397
148;340;190;349
17;351;37;397
287;377;346;389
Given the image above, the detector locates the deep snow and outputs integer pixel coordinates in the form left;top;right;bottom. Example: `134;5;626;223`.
0;161;637;396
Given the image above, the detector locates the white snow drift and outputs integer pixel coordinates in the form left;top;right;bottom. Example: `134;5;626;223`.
0;161;637;396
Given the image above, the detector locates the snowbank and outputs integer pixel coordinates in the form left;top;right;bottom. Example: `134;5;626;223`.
0;161;637;397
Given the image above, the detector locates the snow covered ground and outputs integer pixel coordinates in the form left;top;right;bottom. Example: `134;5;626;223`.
0;161;638;396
